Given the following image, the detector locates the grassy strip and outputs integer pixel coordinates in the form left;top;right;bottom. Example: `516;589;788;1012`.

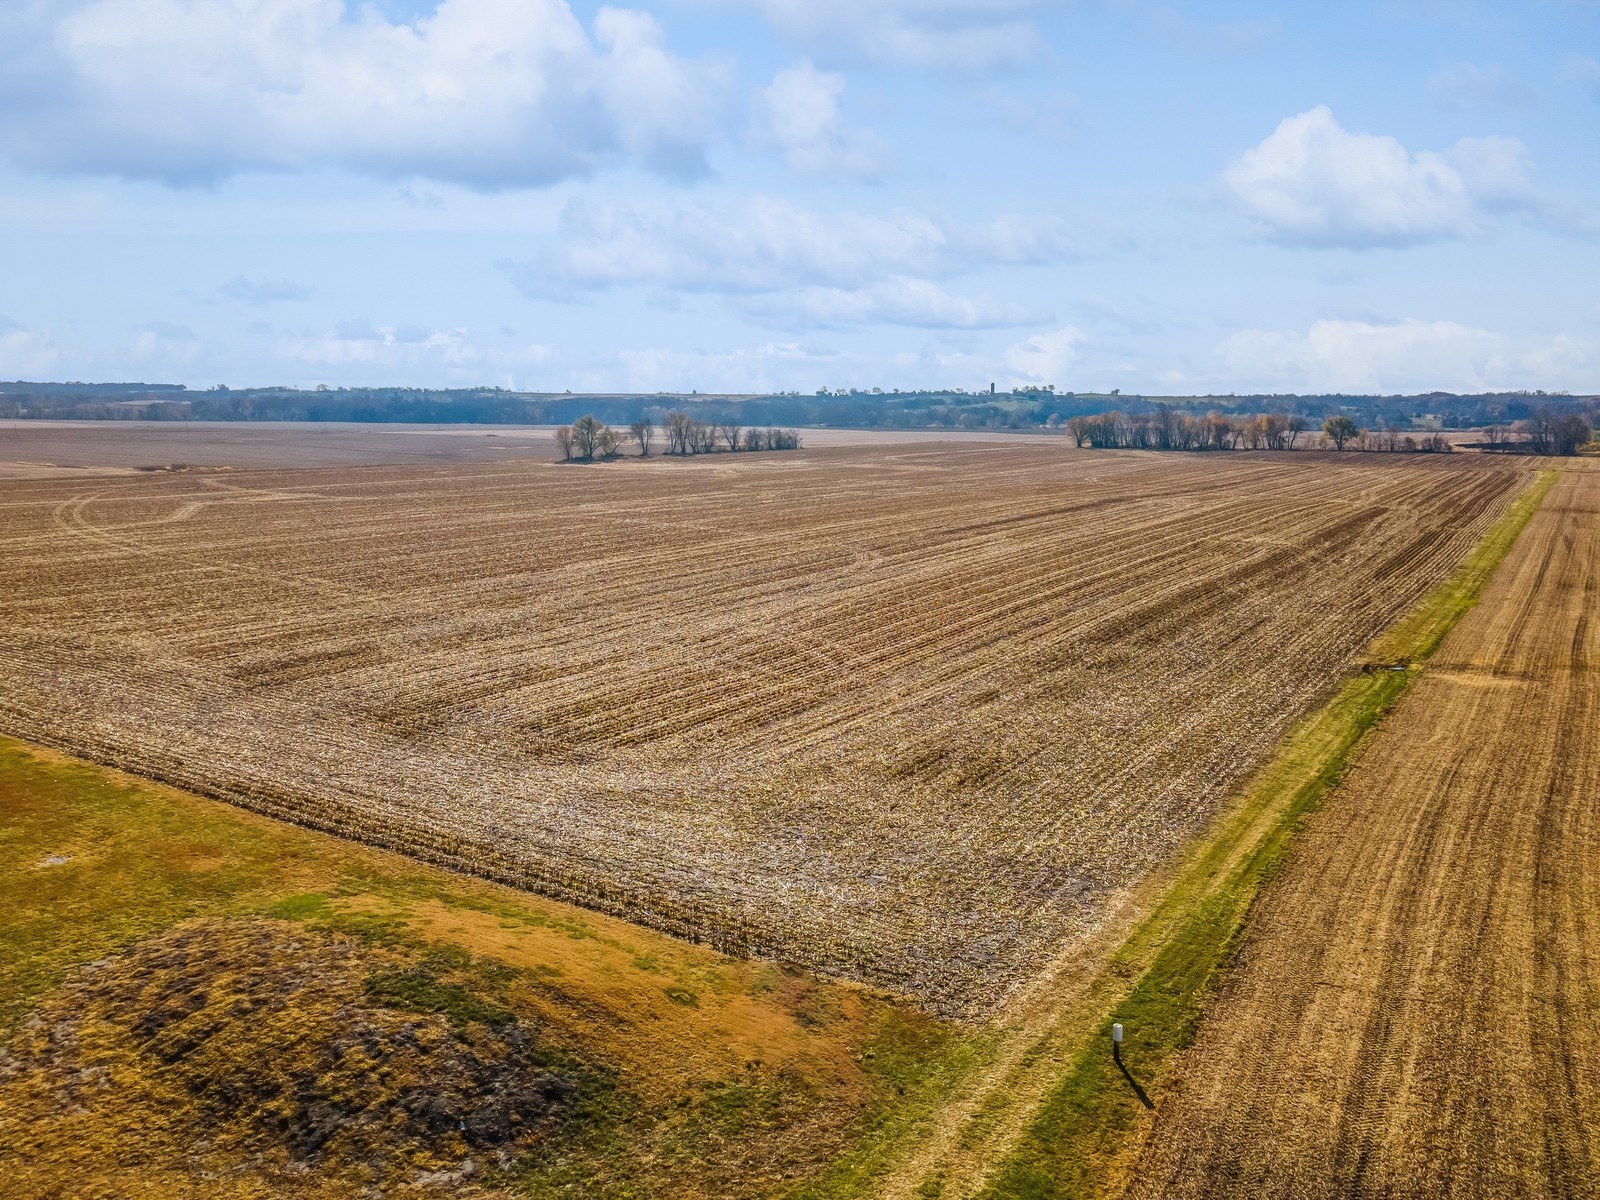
785;1027;1004;1200
975;468;1558;1200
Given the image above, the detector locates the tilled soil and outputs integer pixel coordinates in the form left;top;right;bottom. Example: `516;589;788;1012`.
1127;467;1600;1199
0;443;1529;1014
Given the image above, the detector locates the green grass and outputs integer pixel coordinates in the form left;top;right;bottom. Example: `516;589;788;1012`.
785;1016;1002;1200
975;468;1558;1200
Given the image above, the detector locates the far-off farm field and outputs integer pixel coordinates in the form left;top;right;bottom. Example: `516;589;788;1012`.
0;441;1529;1017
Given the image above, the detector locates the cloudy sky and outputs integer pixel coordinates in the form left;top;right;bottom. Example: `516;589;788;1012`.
1;0;1596;394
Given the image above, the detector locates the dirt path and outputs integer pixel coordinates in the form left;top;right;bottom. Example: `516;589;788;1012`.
1126;466;1600;1198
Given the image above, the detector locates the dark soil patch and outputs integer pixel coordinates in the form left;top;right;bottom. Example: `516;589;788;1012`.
0;918;582;1194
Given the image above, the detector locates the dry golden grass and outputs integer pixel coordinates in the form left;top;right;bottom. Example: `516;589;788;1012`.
0;442;1530;1015
1127;466;1600;1198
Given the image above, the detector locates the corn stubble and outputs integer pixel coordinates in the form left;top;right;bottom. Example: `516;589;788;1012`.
0;444;1528;1016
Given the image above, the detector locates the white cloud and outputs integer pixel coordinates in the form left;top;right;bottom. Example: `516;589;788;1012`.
1429;62;1539;110
507;195;1083;328
282;321;481;367
0;315;59;378
726;0;1045;70
611;340;839;392
1219;106;1546;247
743;280;1043;329
132;320;201;366
0;0;724;187
220;276;311;304
1217;317;1599;393
753;61;887;179
1005;325;1084;383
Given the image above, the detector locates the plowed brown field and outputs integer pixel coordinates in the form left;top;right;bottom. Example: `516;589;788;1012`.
1128;465;1600;1198
0;443;1529;1015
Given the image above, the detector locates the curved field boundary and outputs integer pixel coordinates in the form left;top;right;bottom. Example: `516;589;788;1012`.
830;468;1558;1200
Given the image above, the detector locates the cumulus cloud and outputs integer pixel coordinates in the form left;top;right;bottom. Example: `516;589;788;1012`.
1217;317;1599;393
1005;325;1085;383
753;61;887;179
0;0;724;187
1429;62;1539;110
220;276;311;304
507;195;1081;328
0;315;59;378
725;0;1045;70
1220;106;1546;247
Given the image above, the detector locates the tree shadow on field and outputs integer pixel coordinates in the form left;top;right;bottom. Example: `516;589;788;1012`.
1113;1046;1154;1109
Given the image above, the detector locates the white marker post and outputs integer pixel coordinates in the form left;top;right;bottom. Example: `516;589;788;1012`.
1111;1022;1124;1064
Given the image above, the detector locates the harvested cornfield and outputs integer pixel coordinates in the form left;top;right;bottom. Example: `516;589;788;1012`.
0;442;1529;1015
1126;466;1600;1198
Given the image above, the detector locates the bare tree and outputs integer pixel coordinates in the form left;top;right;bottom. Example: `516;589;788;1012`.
1239;416;1267;450
554;425;573;461
1065;415;1090;448
1262;413;1291;451
664;410;694;455
628;417;655;456
571;414;606;461
717;419;743;452
1286;414;1310;449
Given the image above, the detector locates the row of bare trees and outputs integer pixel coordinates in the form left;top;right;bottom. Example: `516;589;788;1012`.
555;413;802;462
1064;409;1463;454
1065;409;1314;451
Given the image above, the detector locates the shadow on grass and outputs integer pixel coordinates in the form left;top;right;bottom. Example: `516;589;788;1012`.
1112;1047;1152;1110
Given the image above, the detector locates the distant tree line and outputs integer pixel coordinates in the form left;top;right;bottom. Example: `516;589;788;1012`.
1064;409;1320;451
2;382;1596;439
553;413;801;462
1062;408;1475;453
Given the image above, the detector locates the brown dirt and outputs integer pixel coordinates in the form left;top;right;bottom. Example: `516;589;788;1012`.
1126;466;1600;1198
0;443;1530;1015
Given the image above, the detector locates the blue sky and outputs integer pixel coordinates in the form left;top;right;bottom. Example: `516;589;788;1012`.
1;0;1596;394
